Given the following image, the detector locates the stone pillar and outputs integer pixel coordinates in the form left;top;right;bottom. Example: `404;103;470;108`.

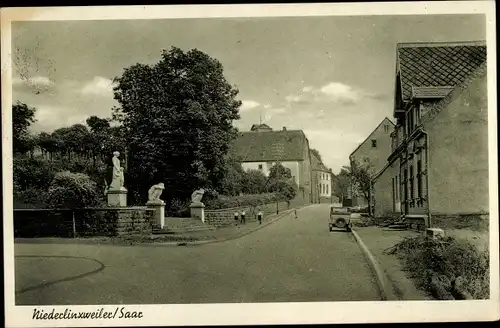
190;201;205;223
147;200;165;229
107;187;127;207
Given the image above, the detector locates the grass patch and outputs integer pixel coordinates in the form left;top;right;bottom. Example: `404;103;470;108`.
385;235;489;300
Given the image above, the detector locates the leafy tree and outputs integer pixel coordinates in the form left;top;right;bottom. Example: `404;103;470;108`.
46;171;102;208
269;179;298;202
310;148;323;162
349;159;374;215
86;116;110;133
333;168;350;202
13;101;36;154
112;46;241;204
218;156;245;196
268;163;292;181
242;169;267;194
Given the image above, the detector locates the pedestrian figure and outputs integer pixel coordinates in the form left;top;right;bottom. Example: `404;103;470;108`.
257;208;263;225
241;210;246;224
234;211;239;222
294;208;298;219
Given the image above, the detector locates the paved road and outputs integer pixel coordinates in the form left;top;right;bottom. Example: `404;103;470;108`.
15;204;380;305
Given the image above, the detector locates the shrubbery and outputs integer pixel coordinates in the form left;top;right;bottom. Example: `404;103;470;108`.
204;193;278;210
386;235;489;299
46;171;103;209
13;156;107;208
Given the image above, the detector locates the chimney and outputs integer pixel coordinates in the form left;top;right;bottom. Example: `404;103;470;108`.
282;126;287;131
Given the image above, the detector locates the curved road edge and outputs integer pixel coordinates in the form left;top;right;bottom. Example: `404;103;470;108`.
351;228;398;301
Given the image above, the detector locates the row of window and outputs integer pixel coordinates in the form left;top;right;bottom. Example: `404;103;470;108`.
392;159;424;208
318;172;330;180
319;183;329;195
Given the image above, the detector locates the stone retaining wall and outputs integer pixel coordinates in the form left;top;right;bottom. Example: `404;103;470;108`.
14;207;155;238
204;201;290;227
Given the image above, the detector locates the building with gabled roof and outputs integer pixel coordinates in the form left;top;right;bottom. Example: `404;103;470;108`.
310;151;333;204
372;41;488;226
229;125;312;203
347;117;395;208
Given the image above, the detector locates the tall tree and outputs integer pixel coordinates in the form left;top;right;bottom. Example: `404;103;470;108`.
241;169;267;194
112;46;241;204
349;160;374;215
268;163;292;181
12;101;36;154
333;167;350;203
86;116;110;133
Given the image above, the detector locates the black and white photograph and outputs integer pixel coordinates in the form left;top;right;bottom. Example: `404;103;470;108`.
2;2;498;327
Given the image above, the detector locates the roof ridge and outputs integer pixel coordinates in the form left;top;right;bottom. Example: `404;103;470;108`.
397;40;486;48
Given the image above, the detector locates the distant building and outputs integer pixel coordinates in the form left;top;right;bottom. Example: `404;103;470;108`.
348;117;395;207
373;41;488;225
310;152;332;203
230;125;312;203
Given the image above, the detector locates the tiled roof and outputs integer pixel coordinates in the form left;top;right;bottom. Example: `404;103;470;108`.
397;41;486;102
230;130;306;162
311;152;329;171
411;86;455;99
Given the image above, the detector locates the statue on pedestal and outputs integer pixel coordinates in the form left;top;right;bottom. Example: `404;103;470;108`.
110;151;125;190
191;188;205;204
148;183;165;203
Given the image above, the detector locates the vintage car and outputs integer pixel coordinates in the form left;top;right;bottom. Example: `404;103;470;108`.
329;206;352;232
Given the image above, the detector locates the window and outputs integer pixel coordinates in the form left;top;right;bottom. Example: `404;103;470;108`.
395;175;399;200
398;174;401;201
371;139;377;148
416;105;421;126
384;124;389;133
392;177;395;211
417;160;422;199
258;164;263;170
326;184;329;195
409;165;414;202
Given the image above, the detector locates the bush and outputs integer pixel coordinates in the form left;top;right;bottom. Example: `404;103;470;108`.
386;235;489;299
46;171;103;209
168;198;191;217
204;193;277;210
13;156;108;208
14;186;47;209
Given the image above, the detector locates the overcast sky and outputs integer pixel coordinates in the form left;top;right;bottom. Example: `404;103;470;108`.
12;14;485;173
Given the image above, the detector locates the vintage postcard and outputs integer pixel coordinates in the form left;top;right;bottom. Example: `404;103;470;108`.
2;2;498;327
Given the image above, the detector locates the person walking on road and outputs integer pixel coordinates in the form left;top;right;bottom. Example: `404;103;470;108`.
294;208;298;219
257;208;263;225
241;210;246;225
234;211;239;222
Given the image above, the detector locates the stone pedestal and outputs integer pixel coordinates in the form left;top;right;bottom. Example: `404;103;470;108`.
190;201;205;223
147;200;165;229
107;187;128;207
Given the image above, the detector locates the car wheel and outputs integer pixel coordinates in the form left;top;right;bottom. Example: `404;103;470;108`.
335;218;346;228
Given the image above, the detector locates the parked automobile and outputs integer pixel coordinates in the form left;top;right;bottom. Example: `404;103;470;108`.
328;206;352;232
